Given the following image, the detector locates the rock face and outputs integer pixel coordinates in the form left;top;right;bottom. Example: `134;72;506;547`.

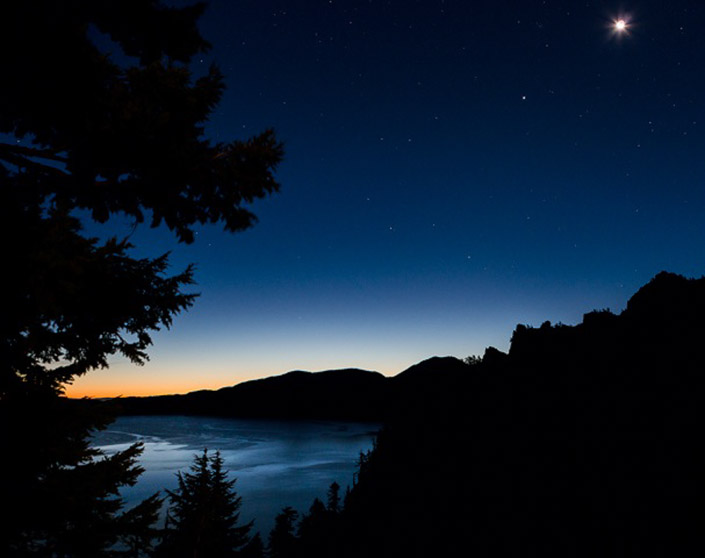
335;271;705;557
505;270;705;385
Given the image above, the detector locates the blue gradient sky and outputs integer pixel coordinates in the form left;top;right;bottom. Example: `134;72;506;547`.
68;0;705;397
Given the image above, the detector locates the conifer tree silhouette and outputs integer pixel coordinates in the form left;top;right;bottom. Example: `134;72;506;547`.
326;481;341;514
0;0;282;554
268;507;299;558
157;450;255;558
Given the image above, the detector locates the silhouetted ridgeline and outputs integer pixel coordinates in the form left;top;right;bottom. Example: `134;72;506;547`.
110;368;385;420
330;271;705;557
106;357;471;421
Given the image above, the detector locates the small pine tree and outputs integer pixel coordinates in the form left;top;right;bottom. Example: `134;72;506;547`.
297;497;333;558
298;498;327;537
157;449;254;558
296;482;348;558
268;506;299;558
326;481;341;514
239;532;265;558
118;492;164;557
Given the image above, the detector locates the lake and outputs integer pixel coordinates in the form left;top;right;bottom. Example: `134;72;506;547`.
91;415;380;536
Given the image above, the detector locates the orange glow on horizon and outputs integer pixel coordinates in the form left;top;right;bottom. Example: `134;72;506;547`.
62;373;260;399
63;362;406;399
60;346;463;400
64;368;400;399
64;380;231;399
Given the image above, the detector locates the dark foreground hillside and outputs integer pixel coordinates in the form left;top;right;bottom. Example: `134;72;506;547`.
292;272;704;557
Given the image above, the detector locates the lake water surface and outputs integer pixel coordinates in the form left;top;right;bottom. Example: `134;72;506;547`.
92;415;379;536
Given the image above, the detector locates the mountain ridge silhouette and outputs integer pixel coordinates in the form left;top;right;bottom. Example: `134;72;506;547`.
332;270;705;557
105;359;469;421
96;271;704;426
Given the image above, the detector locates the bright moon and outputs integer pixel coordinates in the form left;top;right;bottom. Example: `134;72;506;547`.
615;19;627;31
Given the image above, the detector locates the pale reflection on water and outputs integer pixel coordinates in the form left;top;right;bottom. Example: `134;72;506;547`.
92;415;379;536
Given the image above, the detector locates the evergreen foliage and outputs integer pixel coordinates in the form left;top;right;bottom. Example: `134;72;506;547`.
118;493;164;557
157;449;255;558
295;482;348;558
325;481;341;514
2;385;163;556
267;507;298;558
239;533;265;558
1;0;282;554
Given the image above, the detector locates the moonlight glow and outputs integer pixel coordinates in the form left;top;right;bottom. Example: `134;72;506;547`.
614;19;628;32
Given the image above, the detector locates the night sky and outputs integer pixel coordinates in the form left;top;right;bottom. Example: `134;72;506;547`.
69;0;705;397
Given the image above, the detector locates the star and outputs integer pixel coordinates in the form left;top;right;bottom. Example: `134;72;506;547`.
607;16;631;40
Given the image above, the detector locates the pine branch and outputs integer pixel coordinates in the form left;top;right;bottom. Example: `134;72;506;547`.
0;142;70;177
0;142;68;163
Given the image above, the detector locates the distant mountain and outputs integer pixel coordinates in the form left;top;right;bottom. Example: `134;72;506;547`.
109;358;470;421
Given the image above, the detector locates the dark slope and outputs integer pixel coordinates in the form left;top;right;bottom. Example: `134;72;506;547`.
332;271;705;557
113;368;389;421
392;356;469;386
211;368;389;420
110;357;471;421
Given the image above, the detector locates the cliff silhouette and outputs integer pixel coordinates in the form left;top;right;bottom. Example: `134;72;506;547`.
333;271;705;557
